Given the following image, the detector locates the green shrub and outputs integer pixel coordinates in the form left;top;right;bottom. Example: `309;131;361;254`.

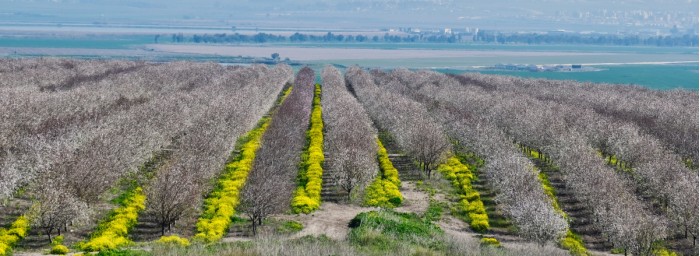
480;237;501;247
560;230;588;256
156;235;190;247
469;215;490;233
50;244;70;255
79;187;145;252
376;140;401;187
292;84;325;214
0;216;30;256
349;210;444;252
437;156;489;233
652;247;677;256
51;235;64;246
0;215;30;256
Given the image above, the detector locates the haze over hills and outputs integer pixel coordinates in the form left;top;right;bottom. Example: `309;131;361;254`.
2;0;698;34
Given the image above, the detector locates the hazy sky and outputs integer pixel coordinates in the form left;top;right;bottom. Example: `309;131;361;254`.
2;0;698;32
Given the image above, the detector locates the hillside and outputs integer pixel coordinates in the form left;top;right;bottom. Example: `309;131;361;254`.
0;59;696;256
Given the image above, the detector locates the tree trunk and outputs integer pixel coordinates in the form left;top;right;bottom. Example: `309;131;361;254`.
161;223;166;236
46;228;53;243
251;219;257;236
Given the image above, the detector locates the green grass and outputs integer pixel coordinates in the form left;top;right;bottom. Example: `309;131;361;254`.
0;35;153;49
276;220;304;234
424;200;447;222
348;210;445;254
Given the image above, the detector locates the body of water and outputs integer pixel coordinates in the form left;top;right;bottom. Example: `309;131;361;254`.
437;63;699;90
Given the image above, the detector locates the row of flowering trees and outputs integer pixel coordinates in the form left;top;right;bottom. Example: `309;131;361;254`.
0;59;293;251
373;68;695;255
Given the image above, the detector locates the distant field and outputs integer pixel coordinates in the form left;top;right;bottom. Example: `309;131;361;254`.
148;44;611;61
441;64;700;91
0;32;696;90
0;35;152;49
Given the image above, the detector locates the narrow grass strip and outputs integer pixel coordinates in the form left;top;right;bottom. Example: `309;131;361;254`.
521;145;589;256
364;139;403;208
194;87;292;243
292;84;325;214
78;186;146;252
437;156;489;233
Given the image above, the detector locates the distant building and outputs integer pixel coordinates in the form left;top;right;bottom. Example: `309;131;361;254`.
444;28;452;34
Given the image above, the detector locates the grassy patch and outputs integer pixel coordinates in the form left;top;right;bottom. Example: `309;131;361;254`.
415;180;437;197
424;200;446;222
94;249;151;256
437;156;489;233
349;210;444;254
146;234;355;255
277;220;304;234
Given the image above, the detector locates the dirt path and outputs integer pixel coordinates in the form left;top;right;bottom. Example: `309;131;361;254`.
289;203;372;240
285;181;433;241
394;182;429;214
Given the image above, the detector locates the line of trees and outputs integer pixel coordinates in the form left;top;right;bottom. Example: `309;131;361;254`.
365;68;568;245
320;66;378;202
451;73;699;247
345;67;451;179
0;59;294;244
145;64;293;236
171;31;698;46
442;72;678;255
475;30;699;47
173;32;461;44
240;67;315;235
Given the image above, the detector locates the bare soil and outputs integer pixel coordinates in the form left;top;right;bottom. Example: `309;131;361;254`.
394;182;429;214
287;202;372;241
